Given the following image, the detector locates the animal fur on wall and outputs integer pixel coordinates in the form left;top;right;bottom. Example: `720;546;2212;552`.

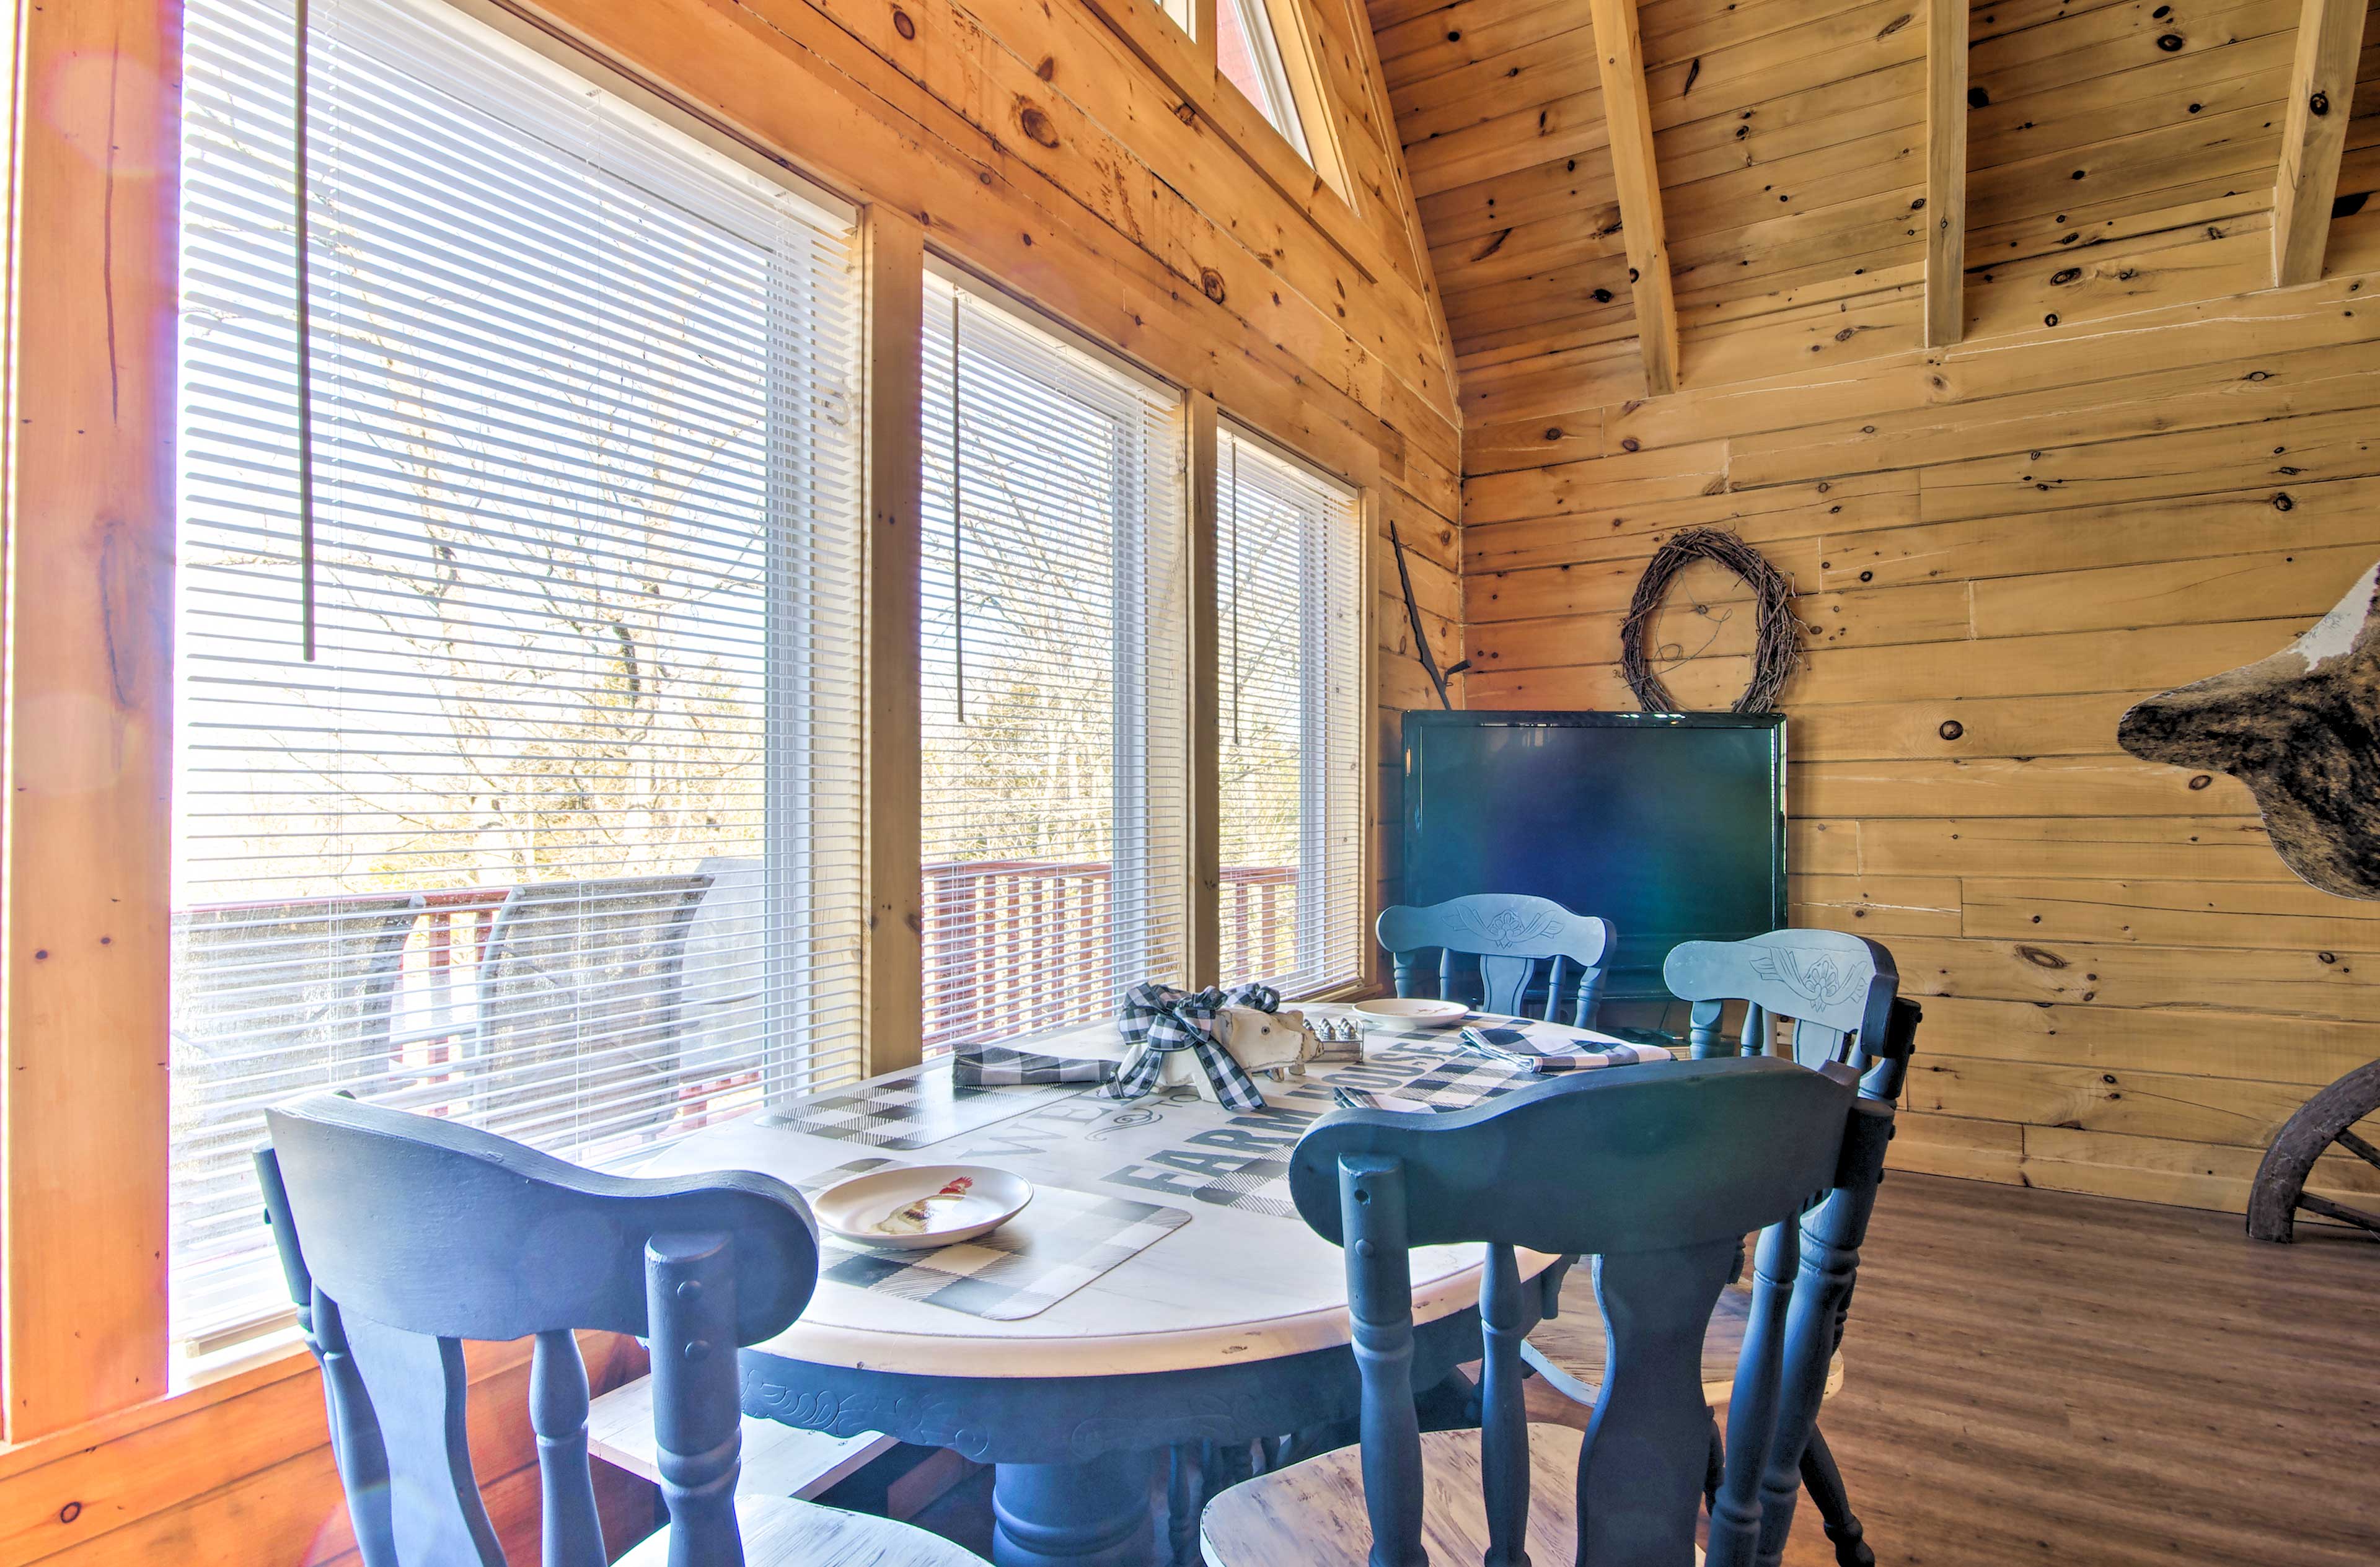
2118;561;2380;900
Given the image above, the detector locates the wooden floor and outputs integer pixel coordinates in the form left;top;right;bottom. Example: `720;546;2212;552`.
1774;1173;2380;1567
906;1173;2380;1566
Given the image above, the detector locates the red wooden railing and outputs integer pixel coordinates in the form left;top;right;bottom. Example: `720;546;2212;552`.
183;858;1300;1069
919;858;1298;1051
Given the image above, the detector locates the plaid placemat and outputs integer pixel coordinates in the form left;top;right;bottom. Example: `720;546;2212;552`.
796;1158;1189;1321
1331;1053;1547;1113
1090;1045;1532;1221
756;1059;1086;1149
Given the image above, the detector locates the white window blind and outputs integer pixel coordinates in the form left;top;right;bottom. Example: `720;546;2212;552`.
1217;425;1366;996
919;271;1189;1051
174;0;866;1347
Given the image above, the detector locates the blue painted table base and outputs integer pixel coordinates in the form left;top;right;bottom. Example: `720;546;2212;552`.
994;1451;1155;1567
740;1299;1516;1566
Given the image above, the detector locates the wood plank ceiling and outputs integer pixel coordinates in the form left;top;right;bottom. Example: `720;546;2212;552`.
1372;0;2380;422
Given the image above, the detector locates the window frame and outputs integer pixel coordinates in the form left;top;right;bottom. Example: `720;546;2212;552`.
915;258;1194;1046
3;0;1390;1448
165;0;877;1357
1213;415;1369;999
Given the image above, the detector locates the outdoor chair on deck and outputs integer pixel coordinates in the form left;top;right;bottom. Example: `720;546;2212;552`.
255;1093;984;1567
170;895;424;1316
1377;893;1616;1026
467;872;712;1149
1199;1053;1898;1566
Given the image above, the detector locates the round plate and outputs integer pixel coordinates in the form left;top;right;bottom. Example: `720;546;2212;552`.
813;1164;1034;1250
1352;997;1470;1029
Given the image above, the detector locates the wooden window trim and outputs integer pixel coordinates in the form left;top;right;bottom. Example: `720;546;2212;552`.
863;206;928;1076
2;0;180;1442
1263;0;1355;208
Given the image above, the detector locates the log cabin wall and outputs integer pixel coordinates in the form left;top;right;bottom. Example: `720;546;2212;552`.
0;0;1458;1555
1398;0;2380;1213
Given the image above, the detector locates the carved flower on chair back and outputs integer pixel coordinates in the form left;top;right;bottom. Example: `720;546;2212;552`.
1750;949;1861;1009
1455;904;1568;952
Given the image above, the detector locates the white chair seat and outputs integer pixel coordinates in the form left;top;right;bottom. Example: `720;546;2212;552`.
588;1374;897;1499
618;1494;984;1567
1199;1423;1705;1567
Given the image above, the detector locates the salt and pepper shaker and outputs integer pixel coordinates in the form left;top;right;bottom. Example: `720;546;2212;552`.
1303;1012;1365;1063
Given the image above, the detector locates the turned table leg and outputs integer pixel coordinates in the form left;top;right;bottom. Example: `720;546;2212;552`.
992;1448;1157;1567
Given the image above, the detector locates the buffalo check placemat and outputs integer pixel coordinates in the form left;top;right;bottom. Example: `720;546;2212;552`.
1085;1041;1532;1221
756;1059;1087;1149
793;1158;1188;1321
1329;1053;1547;1113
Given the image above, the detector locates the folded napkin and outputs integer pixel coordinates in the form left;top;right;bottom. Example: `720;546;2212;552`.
1107;981;1279;1112
951;1043;1117;1088
1457;1025;1673;1073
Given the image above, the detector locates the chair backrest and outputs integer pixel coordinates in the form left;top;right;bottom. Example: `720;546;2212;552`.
257;1092;819;1567
470;872;713;1145
1664;929;1898;1078
1376;894;1615;1024
1288;1057;1895;1567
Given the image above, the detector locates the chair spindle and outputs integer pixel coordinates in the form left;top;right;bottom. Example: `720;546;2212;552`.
1688;998;1727;1058
1708;1218;1800;1566
531;1328;606;1567
1341;1155;1426;1567
648;1232;745;1567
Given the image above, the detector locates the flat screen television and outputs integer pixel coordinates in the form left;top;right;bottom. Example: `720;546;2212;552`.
1400;710;1786;1005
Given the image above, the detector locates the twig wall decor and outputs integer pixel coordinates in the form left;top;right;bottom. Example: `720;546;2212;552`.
1390;519;1467;710
1620;527;1802;713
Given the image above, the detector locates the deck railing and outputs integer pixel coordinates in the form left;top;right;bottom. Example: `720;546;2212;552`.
177;858;1302;1080
919;858;1298;1051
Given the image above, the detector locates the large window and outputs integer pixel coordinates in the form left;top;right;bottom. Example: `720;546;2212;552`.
174;0;866;1346
1217;426;1367;996
919;271;1189;1051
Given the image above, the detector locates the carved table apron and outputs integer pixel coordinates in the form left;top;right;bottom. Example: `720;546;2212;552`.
638;1009;1570;1566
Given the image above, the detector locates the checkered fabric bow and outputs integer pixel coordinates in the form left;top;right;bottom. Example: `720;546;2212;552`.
1107;981;1280;1112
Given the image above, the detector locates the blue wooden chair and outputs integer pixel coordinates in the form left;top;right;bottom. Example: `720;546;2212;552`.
255;1093;984;1567
1667;928;1899;1080
1525;929;1913;1567
1198;1053;1897;1566
1377;894;1615;1025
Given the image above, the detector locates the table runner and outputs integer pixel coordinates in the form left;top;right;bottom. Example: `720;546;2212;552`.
756;1059;1084;1149
794;1157;1189;1321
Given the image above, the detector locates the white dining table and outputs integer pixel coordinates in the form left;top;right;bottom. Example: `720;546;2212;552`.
638;1003;1652;1567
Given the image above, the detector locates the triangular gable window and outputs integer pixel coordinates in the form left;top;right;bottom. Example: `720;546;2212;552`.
1216;0;1313;164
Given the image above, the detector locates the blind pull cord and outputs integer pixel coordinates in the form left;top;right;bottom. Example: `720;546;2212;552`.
950;289;965;723
295;0;318;661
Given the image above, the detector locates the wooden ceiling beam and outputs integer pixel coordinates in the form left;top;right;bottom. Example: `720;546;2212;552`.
2272;0;2370;288
1586;0;1679;397
1924;0;1970;347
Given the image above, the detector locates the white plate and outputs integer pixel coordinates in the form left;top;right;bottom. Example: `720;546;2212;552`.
1352;997;1470;1029
812;1164;1034;1250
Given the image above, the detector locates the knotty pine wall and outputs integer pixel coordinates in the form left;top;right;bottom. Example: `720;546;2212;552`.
1459;268;2380;1216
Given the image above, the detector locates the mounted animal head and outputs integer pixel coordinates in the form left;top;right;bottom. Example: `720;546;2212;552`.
2117;560;2380;900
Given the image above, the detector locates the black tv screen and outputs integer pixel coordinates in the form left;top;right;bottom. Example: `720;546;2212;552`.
1401;711;1786;1003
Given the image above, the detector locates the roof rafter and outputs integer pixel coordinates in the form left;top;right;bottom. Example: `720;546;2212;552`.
1924;0;1970;348
1586;0;1678;397
2272;0;2371;287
